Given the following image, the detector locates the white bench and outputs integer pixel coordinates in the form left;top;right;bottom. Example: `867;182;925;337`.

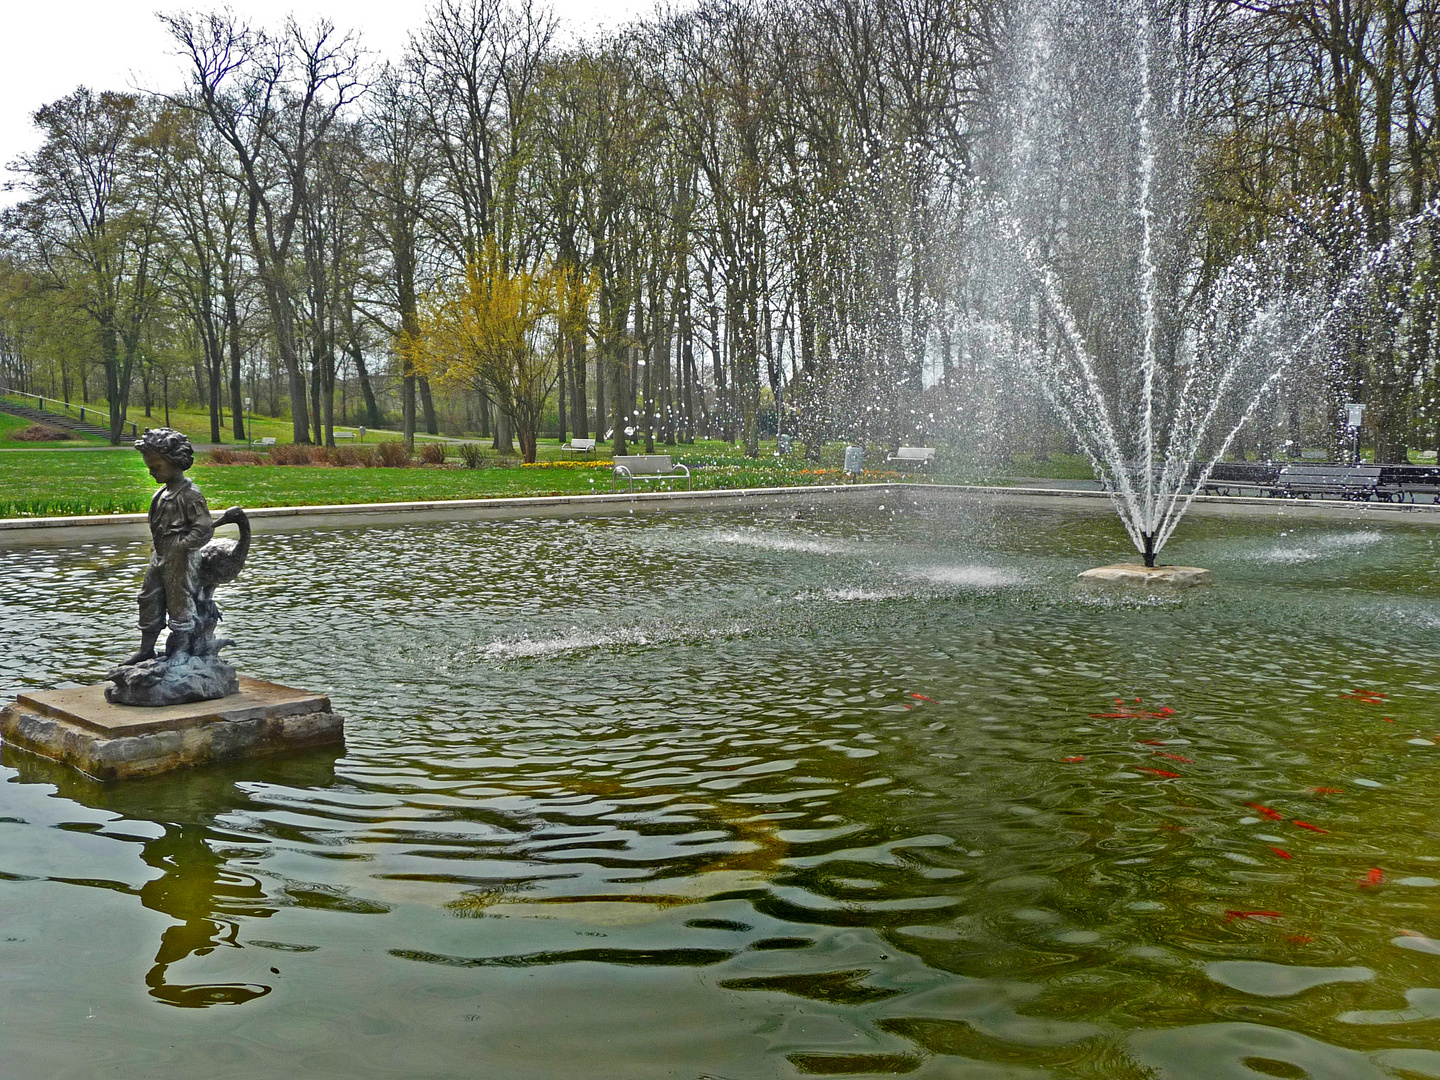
562;437;596;456
886;446;937;468
255;437;276;448
613;455;690;492
334;431;357;442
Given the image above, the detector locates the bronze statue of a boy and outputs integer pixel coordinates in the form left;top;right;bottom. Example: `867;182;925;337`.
109;429;251;705
125;428;214;662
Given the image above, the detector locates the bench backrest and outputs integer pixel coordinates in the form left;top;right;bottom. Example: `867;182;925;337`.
895;446;936;460
614;454;672;474
258;437;276;447
1279;464;1379;483
570;438;596;450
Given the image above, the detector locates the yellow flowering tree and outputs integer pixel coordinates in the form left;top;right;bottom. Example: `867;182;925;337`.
410;254;592;463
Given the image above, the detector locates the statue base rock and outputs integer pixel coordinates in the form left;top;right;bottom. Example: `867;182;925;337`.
105;651;240;706
0;676;344;781
1078;564;1212;587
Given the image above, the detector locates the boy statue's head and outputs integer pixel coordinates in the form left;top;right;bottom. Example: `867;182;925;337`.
135;428;194;482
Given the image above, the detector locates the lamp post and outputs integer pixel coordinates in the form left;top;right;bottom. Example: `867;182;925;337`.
1344;402;1365;463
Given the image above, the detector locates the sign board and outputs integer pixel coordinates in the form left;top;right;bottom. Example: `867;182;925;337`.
1345;403;1365;428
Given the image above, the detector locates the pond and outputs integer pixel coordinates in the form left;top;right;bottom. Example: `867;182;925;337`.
5;498;1440;1078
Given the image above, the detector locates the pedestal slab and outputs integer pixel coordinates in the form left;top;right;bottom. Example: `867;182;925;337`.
1078;564;1213;587
0;676;344;780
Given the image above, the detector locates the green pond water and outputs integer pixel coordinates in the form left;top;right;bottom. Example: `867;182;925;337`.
5;498;1440;1078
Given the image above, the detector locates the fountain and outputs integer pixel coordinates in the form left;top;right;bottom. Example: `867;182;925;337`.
959;0;1364;580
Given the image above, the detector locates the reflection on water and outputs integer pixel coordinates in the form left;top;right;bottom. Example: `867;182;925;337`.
5;503;1440;1077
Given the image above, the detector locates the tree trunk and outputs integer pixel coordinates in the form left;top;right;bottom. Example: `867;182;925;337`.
569;333;588;439
402;364;416;451
349;336;382;428
419;376;439;435
224;286;245;440
594;345;606;442
557;353;567;445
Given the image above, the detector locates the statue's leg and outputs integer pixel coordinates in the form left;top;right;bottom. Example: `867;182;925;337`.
122;566;165;665
161;557;199;657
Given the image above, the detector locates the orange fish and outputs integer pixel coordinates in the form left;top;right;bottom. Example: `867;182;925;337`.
1360;867;1383;888
1309;787;1344;795
1139;739;1167;746
1293;820;1329;834
1138;767;1181;778
1342;689;1387;703
1246;803;1285;821
1286;934;1313;945
1226;910;1282;922
1090;708;1178;720
1271;847;1292;860
1063;755;1087;763
910;693;936;703
1154;752;1193;763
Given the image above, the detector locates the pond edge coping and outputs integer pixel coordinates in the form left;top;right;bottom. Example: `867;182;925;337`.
5;481;1440;543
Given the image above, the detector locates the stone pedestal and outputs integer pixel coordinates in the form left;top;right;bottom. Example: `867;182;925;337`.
1078;563;1212;587
0;676;344;781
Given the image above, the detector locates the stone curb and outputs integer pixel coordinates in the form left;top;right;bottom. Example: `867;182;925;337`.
5;480;1440;538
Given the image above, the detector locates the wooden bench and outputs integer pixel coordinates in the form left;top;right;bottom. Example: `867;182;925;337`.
1275;464;1384;500
886;446;937;468
333;431;357;442
613;455;691;492
562;437;596;456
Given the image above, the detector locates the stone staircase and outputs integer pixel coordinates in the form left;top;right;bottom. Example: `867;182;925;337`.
0;399;115;440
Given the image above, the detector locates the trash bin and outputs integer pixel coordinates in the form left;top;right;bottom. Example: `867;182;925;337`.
843;445;864;477
777;434;792;456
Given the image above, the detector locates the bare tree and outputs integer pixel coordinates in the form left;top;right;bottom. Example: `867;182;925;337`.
166;11;362;444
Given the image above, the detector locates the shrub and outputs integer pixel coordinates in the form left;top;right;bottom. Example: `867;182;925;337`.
308;445;331;465
331;445;363;467
419;441;448;465
269;444;312;466
457;443;486;469
377;440;412;467
208;449;264;465
12;424;70;442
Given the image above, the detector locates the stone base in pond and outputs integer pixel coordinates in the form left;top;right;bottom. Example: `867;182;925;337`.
0;676;343;781
1078;564;1213;587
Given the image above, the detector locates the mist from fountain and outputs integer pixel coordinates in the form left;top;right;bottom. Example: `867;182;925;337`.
963;0;1433;568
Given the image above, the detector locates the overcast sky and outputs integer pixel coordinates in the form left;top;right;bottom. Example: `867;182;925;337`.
0;0;650;201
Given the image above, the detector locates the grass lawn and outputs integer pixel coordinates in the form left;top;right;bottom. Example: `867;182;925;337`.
0;445;904;518
0;435;1123;520
0;410;110;450
115;403;410;447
